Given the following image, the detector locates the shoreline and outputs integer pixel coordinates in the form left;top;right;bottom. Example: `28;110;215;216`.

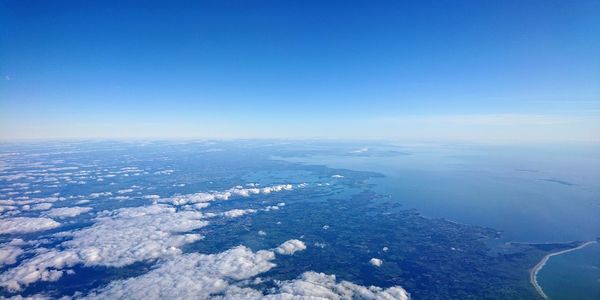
530;240;598;299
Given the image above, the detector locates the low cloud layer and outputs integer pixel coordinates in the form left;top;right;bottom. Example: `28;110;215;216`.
0;217;60;234
0;244;24;265
0;204;207;291
158;184;295;207
83;246;277;299
82;241;409;300
44;206;92;218
0;177;410;299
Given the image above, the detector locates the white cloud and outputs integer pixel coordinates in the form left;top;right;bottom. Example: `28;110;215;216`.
30;203;53;211
0;248;81;291
159;184;295;207
0;217;60;234
369;258;383;267
83;246;276;299
0;245;23;265
314;242;326;249
0;252;55;291
222;208;257;218
45;206;92;218
89;192;112;198
275;239;306;255
264;271;409;300
0;204;18;214
153;169;174;175
63;205;207;267
0;196;63;207
0;204;208;290
81;239;408;300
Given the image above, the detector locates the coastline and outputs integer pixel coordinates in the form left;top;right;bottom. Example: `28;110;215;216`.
530;240;598;299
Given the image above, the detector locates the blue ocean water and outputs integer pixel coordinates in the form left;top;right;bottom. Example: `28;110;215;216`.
282;143;600;243
538;242;600;300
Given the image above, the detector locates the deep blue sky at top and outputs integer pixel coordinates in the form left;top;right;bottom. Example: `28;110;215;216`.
1;0;599;141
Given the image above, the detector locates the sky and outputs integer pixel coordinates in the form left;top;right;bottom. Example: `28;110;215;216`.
1;0;599;142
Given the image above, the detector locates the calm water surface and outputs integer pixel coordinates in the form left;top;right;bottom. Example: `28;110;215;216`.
283;143;600;299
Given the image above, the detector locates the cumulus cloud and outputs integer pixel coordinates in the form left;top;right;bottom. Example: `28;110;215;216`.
83;246;276;299
0;205;207;290
275;239;306;255
0;196;63;207
370;258;383;267
264;271;409;300
45;206;92;218
0;248;80;291
81;239;408;300
263;202;285;212
63;205;206;267
30;203;53;211
89;192;112;198
222;208;257;218
159;184;295;207
0;244;23;265
0;217;60;234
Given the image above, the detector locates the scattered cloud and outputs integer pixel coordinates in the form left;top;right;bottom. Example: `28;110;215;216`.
89;192;112;198
45;206;92;218
81;240;407;300
63;205;206;267
370;258;383;267
0;204;207;290
0;244;24;266
159;184;295;207
0;248;80;291
0;217;60;234
266;271;409;300
275;239;306;255
222;208;257;218
83;246;276;299
31;203;53;211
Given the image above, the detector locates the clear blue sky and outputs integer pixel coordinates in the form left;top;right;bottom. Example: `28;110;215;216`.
1;0;599;142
